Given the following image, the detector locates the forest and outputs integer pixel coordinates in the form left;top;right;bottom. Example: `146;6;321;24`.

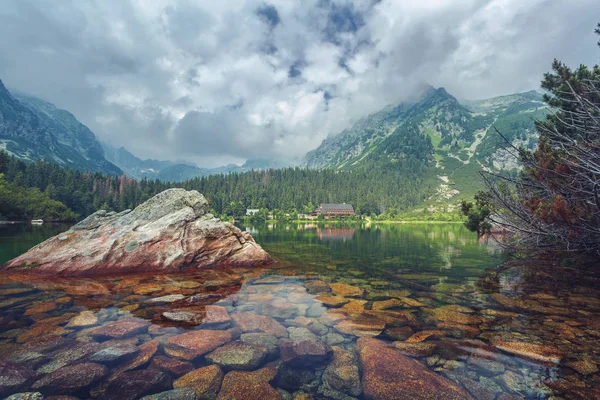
0;149;435;221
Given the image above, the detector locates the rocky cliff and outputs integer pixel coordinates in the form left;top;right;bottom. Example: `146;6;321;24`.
2;189;272;275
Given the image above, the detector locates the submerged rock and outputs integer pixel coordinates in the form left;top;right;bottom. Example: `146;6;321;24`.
164;330;232;360
32;362;107;394
217;367;281;400
356;338;474;400
0;361;35;396
3;189;272;275
491;340;564;364
319;347;362;399
173;364;224;398
206;340;269;371
140;388;197;400
232;312;288;337
98;369;171;400
279;337;333;367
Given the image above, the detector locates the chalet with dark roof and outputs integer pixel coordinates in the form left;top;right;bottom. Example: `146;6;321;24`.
316;203;355;218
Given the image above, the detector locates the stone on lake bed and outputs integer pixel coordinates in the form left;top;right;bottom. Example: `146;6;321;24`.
2;189;272;275
134;283;163;295
279;337;333;366
16;324;69;343
140;388;197;400
240;333;280;358
315;295;349;308
206;340;269;371
151;355;194;376
217;367;281;400
393;342;437;357
232;312;288;337
98;369;171;400
0;361;35;396
304;280;331;294
405;330;447;343
356;338;475;400
23;301;57;316
429;306;483;325
262;301;299;319
162;305;231;328
371;298;404;311
90;343;139;364
491;340;564;364
173;364;224;398
3;393;43;400
145;294;186;303
66;310;98;327
36;342;101;374
87;317;149;338
116;340;159;373
320;346;362;398
565;359;599;375
329;282;364;298
334;315;385;337
164;330;233;360
32;362;107;394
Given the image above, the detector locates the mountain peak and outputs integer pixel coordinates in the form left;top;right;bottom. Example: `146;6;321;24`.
0;79;10;97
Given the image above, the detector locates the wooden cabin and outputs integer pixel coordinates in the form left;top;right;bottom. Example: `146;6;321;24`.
315;203;355;218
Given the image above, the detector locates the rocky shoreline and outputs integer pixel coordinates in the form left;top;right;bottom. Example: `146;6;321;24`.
2;189;272;275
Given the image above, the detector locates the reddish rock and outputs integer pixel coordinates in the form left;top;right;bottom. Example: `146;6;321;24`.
66;311;98;327
173;364;224;397
16;324;69;343
279;338;333;366
0;361;35;396
429;306;483;325
32;362;107;394
262;301;299;319
232;312;287;337
217;367;281;400
315;295;350;308
116;340;160;373
162;305;231;328
356;338;474;400
164;330;232;360
151;356;194;376
329;282;363;298
3;189;272;275
98;369;171;400
87;318;149;339
491;340;564;364
334;315;385;337
23;301;57;316
393;341;437;357
206;340;269;371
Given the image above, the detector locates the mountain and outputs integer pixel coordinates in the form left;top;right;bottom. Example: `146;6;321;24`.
102;142;281;182
303;87;549;209
0;79;121;175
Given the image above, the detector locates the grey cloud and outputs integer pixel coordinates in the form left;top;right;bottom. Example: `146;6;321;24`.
0;0;598;167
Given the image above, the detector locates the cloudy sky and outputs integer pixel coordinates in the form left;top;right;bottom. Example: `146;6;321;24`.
0;0;598;167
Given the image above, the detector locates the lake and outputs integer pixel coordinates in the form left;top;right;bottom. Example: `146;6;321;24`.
0;222;598;399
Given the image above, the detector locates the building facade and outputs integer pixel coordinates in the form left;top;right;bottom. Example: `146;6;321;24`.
315;203;355;218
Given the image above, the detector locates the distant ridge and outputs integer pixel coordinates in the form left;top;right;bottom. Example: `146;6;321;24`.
0;79;122;175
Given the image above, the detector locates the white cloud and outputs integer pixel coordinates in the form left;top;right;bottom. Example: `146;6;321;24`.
0;0;598;167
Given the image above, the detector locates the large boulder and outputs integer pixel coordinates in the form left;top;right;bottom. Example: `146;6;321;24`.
2;189;272;275
356;338;474;400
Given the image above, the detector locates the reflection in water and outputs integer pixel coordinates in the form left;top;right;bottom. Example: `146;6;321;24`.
0;223;598;399
0;223;71;265
295;224;357;241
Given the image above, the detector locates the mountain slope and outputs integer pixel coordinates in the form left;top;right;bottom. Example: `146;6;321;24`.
0;79;121;175
303;87;549;209
102;142;282;182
